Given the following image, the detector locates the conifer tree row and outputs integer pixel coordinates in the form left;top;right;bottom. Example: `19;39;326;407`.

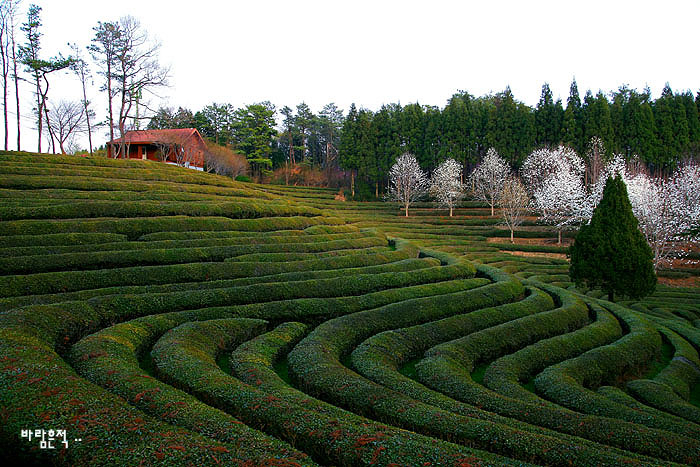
149;81;700;190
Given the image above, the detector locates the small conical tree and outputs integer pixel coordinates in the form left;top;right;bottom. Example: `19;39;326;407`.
569;174;656;301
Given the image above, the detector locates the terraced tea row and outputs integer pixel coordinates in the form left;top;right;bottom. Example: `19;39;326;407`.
1;153;698;466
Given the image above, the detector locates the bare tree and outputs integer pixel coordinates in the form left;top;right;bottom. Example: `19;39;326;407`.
386;153;429;217
112;16;169;159
8;0;19;150
0;0;19;149
89;20;121;148
470;147;511;216
69;43;94;156
152;131;187;165
498;176;530;243
46;100;87;154
0;0;10;150
204;141;249;178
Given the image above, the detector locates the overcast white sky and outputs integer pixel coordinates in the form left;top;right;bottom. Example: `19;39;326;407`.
6;0;700;152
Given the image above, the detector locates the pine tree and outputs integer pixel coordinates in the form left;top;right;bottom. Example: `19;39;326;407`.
569;174;656;301
563;79;583;154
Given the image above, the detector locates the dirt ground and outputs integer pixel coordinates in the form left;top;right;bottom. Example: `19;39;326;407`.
658;276;700;287
487;237;573;247
501;250;569;260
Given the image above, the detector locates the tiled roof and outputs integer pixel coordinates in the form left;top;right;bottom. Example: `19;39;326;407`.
108;128;201;144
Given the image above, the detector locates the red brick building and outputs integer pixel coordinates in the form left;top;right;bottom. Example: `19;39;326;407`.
107;128;207;169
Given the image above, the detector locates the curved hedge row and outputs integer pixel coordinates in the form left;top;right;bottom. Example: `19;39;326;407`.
0;174;283;199
349;291;674;465
0;199;322;221
82;262;479;323
414;297;699;463
151;318;520;466
0;300;318;466
0;236;388;275
285;271;677;465
626;326;700;424
0;232;129;247
69;313;316;464
482;302;622;403
0;257;437;312
0;215;345;239
533;301;700;439
0;231;370;258
0;241;419;298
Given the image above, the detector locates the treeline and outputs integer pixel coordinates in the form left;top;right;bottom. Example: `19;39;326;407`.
149;81;700;190
338;82;700;195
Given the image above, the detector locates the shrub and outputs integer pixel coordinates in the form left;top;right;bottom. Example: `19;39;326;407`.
0;239;419;298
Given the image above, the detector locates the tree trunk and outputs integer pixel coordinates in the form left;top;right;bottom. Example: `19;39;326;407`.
558;229;562;245
81;74;93;157
1;38;7;151
449;206;453;217
405;203;409;217
107;60;114;145
511;228;514;243
35;73;42;153
11;23;19;151
351;171;355;198
491;202;494;217
375;181;378;199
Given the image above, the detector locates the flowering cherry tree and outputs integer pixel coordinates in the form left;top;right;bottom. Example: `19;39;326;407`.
498;176;530;243
522;145;585;193
523;146;587;244
586;157;700;270
387;153;429;217
430;158;465;216
469;148;511;216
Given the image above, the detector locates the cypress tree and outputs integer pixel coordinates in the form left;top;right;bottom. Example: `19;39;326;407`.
569;174;656;301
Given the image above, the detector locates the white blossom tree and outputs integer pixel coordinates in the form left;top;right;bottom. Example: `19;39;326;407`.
523;146;587;244
469;148;511;216
387;153;429;217
430;158;465;216
585;157;700;270
498;176;530;243
522;145;585;193
532;168;588;244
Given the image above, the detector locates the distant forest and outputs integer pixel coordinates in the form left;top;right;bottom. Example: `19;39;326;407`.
149;80;700;189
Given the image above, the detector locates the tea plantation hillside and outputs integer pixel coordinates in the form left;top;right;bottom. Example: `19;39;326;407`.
1;153;699;466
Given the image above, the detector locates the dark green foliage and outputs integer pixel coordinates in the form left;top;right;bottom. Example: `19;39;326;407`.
569;175;656;301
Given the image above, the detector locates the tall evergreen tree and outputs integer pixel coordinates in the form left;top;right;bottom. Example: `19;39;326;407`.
294;102;313;163
654;84;679;171
371;104;400;195
487;87;518;164
569;174;656;301
534;82;564;147
399;102;424;159
681;91;700;146
443;92;476;178
563;79;583;153
338;103;360;196
582;91;614;156
318;102;344;170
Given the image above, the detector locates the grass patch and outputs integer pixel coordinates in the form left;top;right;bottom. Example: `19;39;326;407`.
273;356;292;385
398;358;420;380
216;352;232;375
138;350;157;378
471;362;489;385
